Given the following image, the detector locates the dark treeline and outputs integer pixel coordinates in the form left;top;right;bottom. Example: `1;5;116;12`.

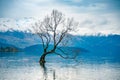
0;46;19;52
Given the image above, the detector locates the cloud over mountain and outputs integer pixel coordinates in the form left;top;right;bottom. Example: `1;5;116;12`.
0;0;120;35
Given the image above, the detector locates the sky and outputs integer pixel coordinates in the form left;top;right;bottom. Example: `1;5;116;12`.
0;0;120;35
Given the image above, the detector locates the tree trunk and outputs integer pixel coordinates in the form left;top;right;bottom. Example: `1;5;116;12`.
39;53;47;68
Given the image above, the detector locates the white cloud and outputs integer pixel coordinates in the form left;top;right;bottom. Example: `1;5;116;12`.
71;0;83;3
0;0;120;35
67;12;120;35
1;12;119;35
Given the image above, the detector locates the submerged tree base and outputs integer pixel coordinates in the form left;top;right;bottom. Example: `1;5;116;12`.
39;60;45;67
39;53;47;68
39;55;48;80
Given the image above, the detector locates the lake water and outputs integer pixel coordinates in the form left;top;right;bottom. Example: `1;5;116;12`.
0;52;120;80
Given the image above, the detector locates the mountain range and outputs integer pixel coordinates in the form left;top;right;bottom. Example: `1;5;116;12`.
0;30;41;48
0;30;120;56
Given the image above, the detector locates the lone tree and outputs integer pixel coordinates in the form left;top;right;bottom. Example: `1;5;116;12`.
33;10;79;68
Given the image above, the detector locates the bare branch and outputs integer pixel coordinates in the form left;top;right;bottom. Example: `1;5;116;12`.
56;47;67;55
32;24;45;48
32;10;79;62
54;52;68;59
54;52;77;60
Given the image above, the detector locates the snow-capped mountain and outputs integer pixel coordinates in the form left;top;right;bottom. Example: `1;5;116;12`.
0;17;37;32
0;30;120;55
0;30;41;48
72;35;120;55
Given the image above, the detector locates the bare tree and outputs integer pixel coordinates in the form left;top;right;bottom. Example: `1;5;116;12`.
32;10;79;68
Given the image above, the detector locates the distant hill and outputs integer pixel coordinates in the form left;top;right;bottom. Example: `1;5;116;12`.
24;44;88;56
73;35;120;54
24;44;43;53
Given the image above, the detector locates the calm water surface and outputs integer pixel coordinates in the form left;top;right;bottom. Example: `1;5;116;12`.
0;52;120;80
